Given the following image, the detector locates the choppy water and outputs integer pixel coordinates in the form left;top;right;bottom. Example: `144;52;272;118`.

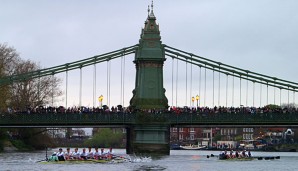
0;149;298;171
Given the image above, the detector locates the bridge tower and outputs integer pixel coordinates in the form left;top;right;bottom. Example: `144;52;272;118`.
129;6;168;110
127;4;170;155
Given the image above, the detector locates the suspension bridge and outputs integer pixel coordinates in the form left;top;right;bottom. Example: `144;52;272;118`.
1;4;298;154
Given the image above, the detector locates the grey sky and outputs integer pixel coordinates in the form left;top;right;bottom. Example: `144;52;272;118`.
1;0;298;108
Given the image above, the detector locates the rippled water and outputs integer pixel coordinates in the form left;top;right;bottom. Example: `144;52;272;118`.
1;149;298;171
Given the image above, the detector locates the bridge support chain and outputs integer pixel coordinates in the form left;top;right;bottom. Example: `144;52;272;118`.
126;124;170;155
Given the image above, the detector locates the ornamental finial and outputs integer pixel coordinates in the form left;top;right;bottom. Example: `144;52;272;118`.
151;0;154;11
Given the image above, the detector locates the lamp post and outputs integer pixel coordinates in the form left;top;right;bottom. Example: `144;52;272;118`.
196;95;200;108
191;96;195;108
98;95;103;108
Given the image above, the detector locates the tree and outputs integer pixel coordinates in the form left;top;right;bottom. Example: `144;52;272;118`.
0;43;62;111
9;59;62;110
84;128;124;148
0;43;20;112
0;43;62;150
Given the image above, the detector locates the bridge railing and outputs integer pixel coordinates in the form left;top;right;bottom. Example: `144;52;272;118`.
1;111;298;127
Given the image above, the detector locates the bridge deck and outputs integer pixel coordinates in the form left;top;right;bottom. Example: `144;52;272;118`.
1;112;298;127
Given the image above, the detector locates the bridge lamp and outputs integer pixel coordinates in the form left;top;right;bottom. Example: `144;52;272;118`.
192;96;195;107
196;95;200;108
98;95;104;107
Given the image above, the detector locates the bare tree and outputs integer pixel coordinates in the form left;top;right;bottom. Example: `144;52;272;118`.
10;60;62;111
0;43;62;111
0;43;20;111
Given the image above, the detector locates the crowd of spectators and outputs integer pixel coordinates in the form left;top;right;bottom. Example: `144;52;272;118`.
4;105;298;115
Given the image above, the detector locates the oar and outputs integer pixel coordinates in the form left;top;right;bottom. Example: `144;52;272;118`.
36;146;48;163
207;154;216;158
45;146;48;161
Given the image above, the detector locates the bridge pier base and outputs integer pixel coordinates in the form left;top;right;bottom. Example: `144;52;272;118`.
126;125;170;155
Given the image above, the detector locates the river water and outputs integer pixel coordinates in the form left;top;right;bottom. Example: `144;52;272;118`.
0;149;298;171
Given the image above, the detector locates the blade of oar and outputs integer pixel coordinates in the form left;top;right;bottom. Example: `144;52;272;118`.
36;159;47;163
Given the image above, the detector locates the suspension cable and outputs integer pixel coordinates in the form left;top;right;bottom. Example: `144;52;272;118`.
199;66;201;107
240;75;242;106
176;57;178;107
280;88;282;107
213;69;214;107
38;74;40;104
232;73;234;107
123;54;126;106
226;74;228;107
52;74;54;107
267;83;269;105
253;82;255;107
260;83;262;107
106;61;109;107
204;64;206;107
185;59;188;106
172;57;174;107
109;60;111;107
288;87;290;107
246;74;248;107
293;90;295;105
274;83;276;105
93;64;96;108
66;70;68;108
79;67;82;107
218;66;220;107
190;55;193;107
120;56;123;106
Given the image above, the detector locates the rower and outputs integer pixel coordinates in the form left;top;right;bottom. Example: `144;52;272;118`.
64;148;71;160
229;150;234;158
248;150;252;157
100;148;105;159
93;147;100;159
57;148;65;161
71;148;81;160
107;147;113;159
80;148;87;160
86;147;94;159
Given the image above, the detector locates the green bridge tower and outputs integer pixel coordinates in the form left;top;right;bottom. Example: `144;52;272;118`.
127;4;170;155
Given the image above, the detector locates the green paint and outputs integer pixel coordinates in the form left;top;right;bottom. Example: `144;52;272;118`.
130;11;168;110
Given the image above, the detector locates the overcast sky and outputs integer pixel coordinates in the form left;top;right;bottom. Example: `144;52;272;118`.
1;0;298;108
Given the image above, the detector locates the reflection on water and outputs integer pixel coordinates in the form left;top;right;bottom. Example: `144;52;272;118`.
133;165;167;171
1;149;298;171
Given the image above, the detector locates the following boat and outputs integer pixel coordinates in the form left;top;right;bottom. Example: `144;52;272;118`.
180;144;207;150
207;154;280;161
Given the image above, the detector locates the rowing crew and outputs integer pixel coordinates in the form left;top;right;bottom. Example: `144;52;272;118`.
49;147;114;161
220;150;252;159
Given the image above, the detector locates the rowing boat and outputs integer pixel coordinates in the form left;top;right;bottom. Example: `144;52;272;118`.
207;154;281;161
39;157;129;164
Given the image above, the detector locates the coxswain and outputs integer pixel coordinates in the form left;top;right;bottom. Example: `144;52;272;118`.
57;148;65;161
49;152;58;161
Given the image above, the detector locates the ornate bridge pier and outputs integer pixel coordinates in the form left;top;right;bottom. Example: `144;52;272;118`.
127;6;170;155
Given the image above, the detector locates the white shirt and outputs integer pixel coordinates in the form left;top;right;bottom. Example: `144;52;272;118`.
86;151;94;158
72;151;80;158
57;151;64;157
